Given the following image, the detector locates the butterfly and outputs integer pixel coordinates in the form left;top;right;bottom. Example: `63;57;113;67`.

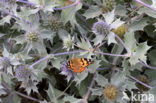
66;57;94;73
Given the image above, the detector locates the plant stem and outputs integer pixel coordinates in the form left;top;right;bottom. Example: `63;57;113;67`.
6;92;15;103
95;33;131;57
83;72;97;102
56;81;73;99
15;91;42;102
135;0;156;12
97;67;153;90
95;51;128;57
52;46;62;54
114;33;130;54
96;67;110;71
139;60;156;70
53;50;85;56
128;75;152;89
1;81;11;92
28;54;51;69
29;50;85;68
2;81;41;102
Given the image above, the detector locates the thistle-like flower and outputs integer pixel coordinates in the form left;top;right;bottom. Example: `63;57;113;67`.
63;35;74;51
92;10;124;45
101;0;115;13
16;65;38;94
60;62;75;82
103;85;118;101
49;17;63;32
0;57;10;70
92;21;111;45
92;21;110;36
15;65;30;80
93;72;128;102
25;32;39;42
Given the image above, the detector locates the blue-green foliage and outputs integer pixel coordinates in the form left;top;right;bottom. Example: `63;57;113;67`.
0;0;156;103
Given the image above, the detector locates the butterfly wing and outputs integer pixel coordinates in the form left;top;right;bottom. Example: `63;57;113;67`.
67;58;93;73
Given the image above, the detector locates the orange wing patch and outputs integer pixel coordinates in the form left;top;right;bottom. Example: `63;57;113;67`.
67;58;93;73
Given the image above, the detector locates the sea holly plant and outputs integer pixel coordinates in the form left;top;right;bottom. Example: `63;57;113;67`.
0;0;156;103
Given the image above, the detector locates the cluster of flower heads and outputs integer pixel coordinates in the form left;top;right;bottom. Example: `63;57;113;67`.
49;17;63;32
60;61;75;82
25;32;39;42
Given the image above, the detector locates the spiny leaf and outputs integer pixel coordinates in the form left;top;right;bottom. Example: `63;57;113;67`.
61;3;82;26
124;31;136;52
129;42;151;65
83;6;102;19
95;74;108;87
129;18;148;31
47;83;57;102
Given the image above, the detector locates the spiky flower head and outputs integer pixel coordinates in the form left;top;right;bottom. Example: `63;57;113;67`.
16;65;30;80
25;32;39;42
49;17;63;32
16;65;38;94
63;35;74;51
92;21;110;36
0;57;10;70
60;62;75;82
103;85;118;101
101;0;115;13
136;75;149;91
112;24;128;39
